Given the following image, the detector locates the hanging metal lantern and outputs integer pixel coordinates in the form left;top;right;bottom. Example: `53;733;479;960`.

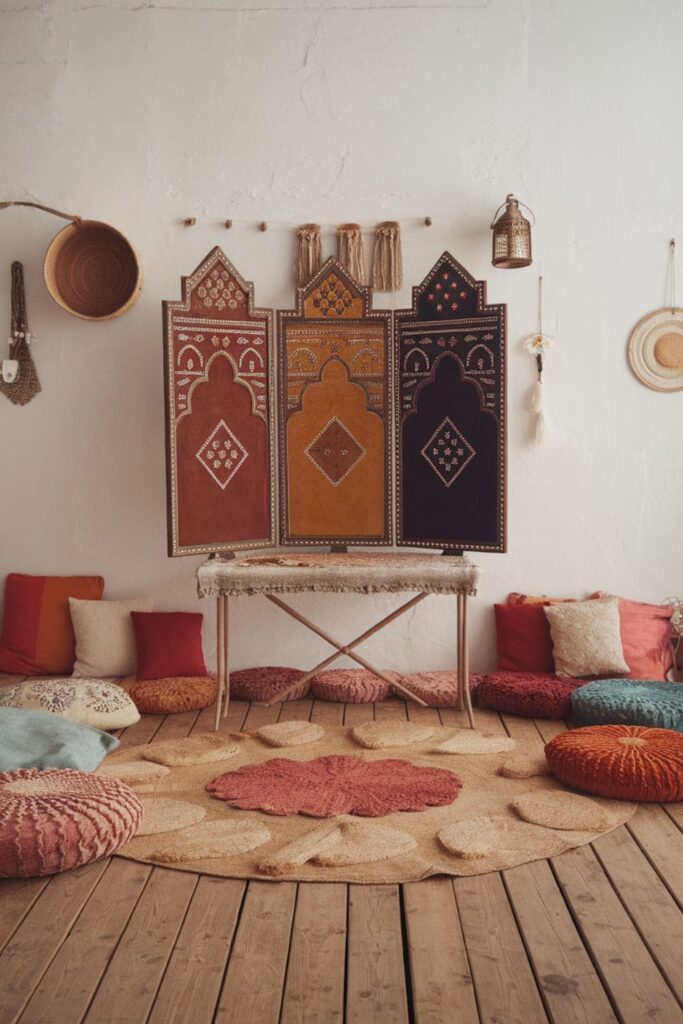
491;194;534;269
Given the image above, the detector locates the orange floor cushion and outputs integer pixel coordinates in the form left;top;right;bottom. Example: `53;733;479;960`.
130;676;217;714
545;724;683;802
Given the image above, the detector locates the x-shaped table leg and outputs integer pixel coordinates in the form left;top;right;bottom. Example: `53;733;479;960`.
262;592;431;706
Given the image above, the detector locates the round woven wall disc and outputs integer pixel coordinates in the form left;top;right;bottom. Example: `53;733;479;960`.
628;307;683;391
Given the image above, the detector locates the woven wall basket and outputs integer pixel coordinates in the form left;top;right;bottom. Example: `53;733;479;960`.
628;307;683;392
44;220;142;321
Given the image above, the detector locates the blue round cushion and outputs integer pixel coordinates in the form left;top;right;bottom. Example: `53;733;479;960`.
571;679;683;732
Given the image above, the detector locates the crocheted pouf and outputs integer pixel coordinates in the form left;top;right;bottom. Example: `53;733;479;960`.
229;667;309;703
0;768;142;878
545;725;683;802
477;672;587;720
571;679;683;732
401;671;484;707
130;676;217;714
310;668;395;703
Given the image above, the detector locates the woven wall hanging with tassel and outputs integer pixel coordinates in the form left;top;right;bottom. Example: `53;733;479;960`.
523;276;553;444
0;261;40;406
336;223;365;284
295;224;322;287
372;221;403;292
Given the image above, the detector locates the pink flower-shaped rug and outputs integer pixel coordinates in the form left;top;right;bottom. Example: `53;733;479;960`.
206;754;462;817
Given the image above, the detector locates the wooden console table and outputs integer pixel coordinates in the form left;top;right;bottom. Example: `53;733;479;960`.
196;552;479;730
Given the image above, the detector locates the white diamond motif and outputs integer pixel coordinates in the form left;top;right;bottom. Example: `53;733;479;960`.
421;417;475;487
196;420;248;490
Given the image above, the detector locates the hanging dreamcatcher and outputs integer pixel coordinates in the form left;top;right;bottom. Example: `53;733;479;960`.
0;261;40;406
522;275;553;444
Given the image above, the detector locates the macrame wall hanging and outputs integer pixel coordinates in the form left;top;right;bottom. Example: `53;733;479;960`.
372;221;403;292
295;224;322;287
0;262;41;407
523;276;553;444
336;223;365;283
163;247;276;556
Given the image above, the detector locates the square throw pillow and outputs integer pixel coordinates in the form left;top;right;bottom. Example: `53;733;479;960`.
131;611;207;681
507;592;575;605
0;706;118;771
544;597;630;678
70;597;153;678
0;573;104;676
494;604;555;673
590;592;673;680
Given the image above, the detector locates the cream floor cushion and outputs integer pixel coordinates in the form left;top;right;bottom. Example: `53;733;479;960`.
0;678;139;731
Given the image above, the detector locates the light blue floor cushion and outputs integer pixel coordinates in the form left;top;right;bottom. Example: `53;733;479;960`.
571;679;683;732
0;706;119;772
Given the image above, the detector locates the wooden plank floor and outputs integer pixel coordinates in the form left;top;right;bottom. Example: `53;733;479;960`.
1;691;682;1024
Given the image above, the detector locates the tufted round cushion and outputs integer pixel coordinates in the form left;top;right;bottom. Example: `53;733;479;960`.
129;676;217;714
0;768;142;877
571;679;683;732
229;667;309;703
311;668;395;703
401;671;484;707
478;672;587;719
545;725;683;802
0;677;139;731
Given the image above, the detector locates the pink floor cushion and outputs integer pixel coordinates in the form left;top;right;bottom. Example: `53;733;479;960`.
230;667;309;703
0;768;142;878
401;671;484;707
477;672;588;719
310;668;397;703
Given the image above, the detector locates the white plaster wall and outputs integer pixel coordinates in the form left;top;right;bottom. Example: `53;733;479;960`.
1;0;682;674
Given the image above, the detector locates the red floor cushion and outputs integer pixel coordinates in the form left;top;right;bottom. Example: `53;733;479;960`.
0;768;142;877
131;611;207;680
310;668;396;703
545;725;683;802
230;667;309;703
478;672;587;719
130;676;217;713
401;671;484;707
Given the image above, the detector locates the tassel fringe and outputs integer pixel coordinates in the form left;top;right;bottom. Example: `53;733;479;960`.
372;221;403;292
532;378;549;445
336;223;365;284
295;224;322;287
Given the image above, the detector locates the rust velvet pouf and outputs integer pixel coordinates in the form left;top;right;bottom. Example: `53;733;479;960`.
0;768;142;878
477;672;587;720
130;676;217;714
545;725;683;802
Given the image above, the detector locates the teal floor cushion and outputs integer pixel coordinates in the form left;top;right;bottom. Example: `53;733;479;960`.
571;679;683;732
0;706;119;771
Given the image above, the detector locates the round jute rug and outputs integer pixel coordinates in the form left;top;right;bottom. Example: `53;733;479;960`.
99;724;636;883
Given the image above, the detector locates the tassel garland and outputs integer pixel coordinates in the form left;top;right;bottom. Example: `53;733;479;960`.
336;223;365;283
295;224;322;287
372;221;403;292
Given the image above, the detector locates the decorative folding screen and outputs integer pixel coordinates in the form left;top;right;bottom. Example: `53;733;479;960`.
394;252;506;552
278;258;392;546
163;248;275;556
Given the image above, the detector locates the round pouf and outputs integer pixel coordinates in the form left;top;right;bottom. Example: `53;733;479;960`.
546;725;683;802
571;679;683;732
311;668;395;703
0;768;142;878
130;676;217;714
477;672;587;719
229;667;309;703
401;671;484;707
